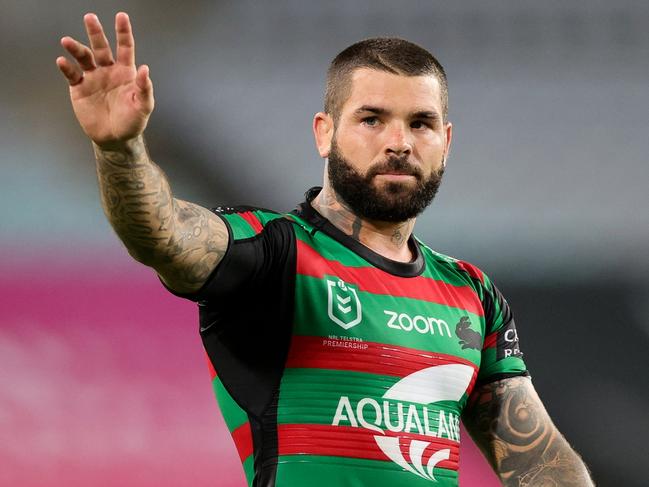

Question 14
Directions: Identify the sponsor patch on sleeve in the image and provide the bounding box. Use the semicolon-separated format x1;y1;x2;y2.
496;320;523;360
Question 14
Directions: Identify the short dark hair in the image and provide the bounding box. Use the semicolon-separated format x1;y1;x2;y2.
324;37;448;122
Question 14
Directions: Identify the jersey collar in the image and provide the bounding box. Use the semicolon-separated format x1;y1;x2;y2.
292;187;425;278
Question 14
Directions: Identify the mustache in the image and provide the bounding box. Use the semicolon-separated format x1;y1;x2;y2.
365;156;423;180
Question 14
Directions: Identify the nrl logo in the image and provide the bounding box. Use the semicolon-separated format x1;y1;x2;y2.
327;279;362;329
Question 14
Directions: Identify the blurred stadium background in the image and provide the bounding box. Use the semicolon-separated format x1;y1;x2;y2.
1;1;648;485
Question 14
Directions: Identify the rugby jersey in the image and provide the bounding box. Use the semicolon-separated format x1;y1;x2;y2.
171;187;528;487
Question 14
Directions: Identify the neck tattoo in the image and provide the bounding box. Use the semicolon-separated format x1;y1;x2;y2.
391;228;406;247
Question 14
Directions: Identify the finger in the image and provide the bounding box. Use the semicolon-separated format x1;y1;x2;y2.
115;12;135;66
83;13;115;66
60;36;96;71
56;56;84;86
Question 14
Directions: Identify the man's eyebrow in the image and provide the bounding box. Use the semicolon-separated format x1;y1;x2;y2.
354;106;441;120
355;105;390;115
412;110;441;120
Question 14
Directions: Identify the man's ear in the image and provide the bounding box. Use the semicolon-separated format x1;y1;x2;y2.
313;112;334;158
443;121;453;167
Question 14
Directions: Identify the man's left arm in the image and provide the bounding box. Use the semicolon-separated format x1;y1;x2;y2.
463;376;594;486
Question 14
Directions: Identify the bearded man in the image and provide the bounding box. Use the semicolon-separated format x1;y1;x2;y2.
57;12;594;487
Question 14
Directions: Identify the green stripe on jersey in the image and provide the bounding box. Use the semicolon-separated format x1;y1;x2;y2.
242;455;254;487
255;209;283;225
293;274;484;362
212;376;248;432
222;213;258;240
213;376;255;485
275;455;458;487
293;220;483;295
477;354;527;383
278;368;464;436
293;224;383;268
221;209;282;240
419;249;483;292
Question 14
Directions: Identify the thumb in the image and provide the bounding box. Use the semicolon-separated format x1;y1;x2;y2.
135;64;154;111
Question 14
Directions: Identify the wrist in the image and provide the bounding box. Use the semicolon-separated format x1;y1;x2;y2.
92;134;143;151
93;135;148;158
93;135;149;167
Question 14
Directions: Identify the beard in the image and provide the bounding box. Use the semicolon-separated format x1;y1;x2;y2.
327;140;445;223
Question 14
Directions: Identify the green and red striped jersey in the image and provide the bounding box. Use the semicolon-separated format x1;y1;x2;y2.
171;187;528;487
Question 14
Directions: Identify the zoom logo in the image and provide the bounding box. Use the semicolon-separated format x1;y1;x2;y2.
384;310;452;338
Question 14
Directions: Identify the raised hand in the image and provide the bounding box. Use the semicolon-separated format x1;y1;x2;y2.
56;12;154;147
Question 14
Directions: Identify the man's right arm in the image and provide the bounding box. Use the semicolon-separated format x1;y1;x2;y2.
93;136;228;294
463;376;594;486
57;12;228;294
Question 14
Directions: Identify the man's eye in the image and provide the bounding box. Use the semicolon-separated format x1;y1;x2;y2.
362;116;379;126
411;120;430;130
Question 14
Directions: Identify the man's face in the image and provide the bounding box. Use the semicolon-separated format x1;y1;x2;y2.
326;68;451;222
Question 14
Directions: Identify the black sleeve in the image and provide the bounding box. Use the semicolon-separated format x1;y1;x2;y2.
196;216;297;419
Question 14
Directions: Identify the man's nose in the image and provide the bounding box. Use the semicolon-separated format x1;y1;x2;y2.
385;122;413;156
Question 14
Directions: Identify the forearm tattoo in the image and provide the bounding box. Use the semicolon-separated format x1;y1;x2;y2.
94;137;227;291
463;377;593;487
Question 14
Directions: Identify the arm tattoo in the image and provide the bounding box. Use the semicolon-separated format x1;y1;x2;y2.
463;377;594;487
94;136;228;293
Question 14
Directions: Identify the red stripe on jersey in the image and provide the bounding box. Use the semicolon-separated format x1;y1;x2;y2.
483;332;497;349
286;335;478;379
239;211;264;234
296;239;484;317
456;260;484;284
278;423;459;471
231;422;253;462
206;353;217;379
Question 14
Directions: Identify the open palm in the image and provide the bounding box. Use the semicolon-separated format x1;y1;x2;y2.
56;12;154;147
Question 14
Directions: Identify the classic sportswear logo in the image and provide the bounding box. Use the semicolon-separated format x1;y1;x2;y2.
331;363;474;482
327;279;362;329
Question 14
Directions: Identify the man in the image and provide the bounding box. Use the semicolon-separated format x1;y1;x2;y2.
57;12;594;487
